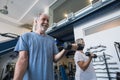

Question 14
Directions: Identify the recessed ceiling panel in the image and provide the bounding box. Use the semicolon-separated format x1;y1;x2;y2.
20;0;56;24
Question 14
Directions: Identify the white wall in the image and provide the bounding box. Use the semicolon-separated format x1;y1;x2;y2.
74;10;120;40
0;22;30;42
74;10;120;80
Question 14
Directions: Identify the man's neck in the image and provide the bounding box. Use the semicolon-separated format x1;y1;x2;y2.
35;30;46;36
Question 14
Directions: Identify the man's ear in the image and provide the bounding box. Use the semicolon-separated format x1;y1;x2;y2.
32;18;38;32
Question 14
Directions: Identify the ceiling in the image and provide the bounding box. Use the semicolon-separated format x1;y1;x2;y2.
0;0;90;29
0;0;117;55
0;0;91;44
0;0;57;27
53;0;90;23
0;0;93;47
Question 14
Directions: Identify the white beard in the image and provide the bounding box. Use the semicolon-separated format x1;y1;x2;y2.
41;26;46;31
39;25;48;32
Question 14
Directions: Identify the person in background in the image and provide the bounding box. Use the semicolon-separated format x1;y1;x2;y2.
13;13;68;80
74;38;97;80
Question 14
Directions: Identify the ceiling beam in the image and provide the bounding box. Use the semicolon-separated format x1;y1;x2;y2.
17;0;40;22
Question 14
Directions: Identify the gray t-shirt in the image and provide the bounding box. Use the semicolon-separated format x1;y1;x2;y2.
74;51;97;80
14;32;58;80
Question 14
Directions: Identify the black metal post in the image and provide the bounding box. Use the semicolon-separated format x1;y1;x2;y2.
103;52;111;80
114;42;120;61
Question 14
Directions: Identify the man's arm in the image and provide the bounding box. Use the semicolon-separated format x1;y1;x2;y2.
77;53;94;71
13;51;28;80
53;49;68;62
77;57;92;71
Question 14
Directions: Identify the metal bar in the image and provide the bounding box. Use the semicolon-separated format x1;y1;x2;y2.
114;42;120;61
103;52;111;80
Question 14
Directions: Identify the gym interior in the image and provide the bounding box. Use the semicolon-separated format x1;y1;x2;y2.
0;0;120;80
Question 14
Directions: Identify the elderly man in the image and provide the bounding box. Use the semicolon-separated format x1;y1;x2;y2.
13;13;67;80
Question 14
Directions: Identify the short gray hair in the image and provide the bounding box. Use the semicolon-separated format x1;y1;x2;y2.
75;38;84;44
32;13;49;32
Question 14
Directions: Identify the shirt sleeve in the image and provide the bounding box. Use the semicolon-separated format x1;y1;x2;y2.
14;35;29;52
75;52;84;63
53;41;59;55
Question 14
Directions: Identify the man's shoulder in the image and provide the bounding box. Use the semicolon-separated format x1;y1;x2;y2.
19;32;33;40
46;35;54;40
21;32;33;37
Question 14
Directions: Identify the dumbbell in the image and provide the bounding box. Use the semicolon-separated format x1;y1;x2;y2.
63;42;72;50
63;42;84;50
85;52;97;58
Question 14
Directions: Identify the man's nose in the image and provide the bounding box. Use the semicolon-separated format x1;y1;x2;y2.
44;20;48;24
